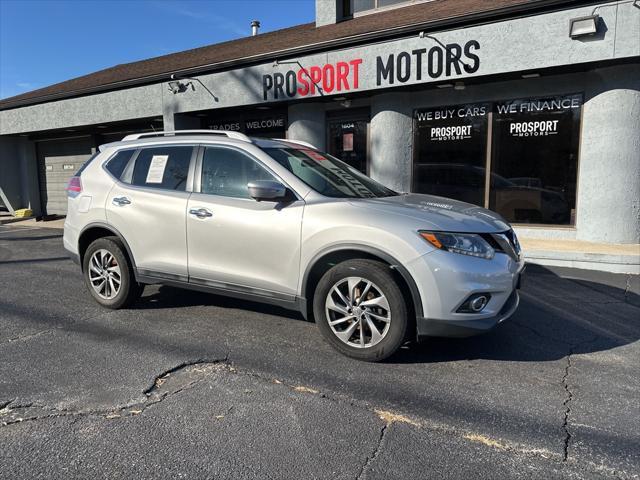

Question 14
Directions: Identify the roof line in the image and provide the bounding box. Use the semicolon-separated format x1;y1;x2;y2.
0;0;582;111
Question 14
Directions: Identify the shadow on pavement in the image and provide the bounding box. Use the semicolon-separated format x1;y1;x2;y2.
0;234;63;242
393;265;639;364
129;264;640;364
133;285;304;321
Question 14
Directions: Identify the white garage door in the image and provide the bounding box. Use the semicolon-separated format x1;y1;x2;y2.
37;137;94;216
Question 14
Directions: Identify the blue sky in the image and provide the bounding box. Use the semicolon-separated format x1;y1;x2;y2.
0;0;315;99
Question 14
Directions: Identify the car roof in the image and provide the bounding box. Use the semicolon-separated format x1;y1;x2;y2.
99;133;316;152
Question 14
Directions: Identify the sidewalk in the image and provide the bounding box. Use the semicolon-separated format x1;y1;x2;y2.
0;217;65;229
520;238;640;274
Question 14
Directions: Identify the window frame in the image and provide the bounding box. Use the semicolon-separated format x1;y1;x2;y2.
411;93;583;228
102;143;198;193
193;143;302;202
351;0;434;17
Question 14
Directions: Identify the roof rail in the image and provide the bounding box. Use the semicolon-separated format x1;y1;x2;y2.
278;138;318;150
122;130;252;143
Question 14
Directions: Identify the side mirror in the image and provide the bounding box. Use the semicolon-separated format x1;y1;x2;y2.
247;180;287;202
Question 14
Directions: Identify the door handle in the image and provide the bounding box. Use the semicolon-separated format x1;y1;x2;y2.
112;196;131;206
189;208;213;219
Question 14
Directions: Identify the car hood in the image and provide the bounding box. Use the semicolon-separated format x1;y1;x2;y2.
349;193;511;233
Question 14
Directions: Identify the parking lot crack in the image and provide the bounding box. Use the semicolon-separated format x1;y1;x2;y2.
355;422;388;480
0;328;57;346
1;358;230;426
561;348;574;462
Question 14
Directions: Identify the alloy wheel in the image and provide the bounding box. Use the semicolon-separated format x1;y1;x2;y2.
325;276;391;348
88;249;122;300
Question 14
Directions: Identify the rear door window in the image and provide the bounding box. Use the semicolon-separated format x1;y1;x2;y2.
129;146;193;191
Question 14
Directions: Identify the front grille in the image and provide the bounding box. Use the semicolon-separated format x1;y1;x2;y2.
482;230;521;261
503;229;522;256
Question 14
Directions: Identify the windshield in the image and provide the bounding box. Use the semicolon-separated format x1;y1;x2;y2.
264;147;397;198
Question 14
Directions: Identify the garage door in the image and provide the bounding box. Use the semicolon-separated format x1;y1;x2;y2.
36;137;94;216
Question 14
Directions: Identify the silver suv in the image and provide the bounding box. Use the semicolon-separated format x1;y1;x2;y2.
64;130;524;361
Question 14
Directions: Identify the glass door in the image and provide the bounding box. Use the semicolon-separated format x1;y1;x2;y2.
327;111;369;174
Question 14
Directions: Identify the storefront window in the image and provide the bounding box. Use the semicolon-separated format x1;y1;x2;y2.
413;103;490;206
489;95;582;225
412;94;582;226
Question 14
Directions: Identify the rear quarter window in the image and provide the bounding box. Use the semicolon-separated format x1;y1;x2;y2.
104;149;136;180
74;151;100;176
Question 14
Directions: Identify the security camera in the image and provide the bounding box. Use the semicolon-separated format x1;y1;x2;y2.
167;80;194;94
168;81;182;94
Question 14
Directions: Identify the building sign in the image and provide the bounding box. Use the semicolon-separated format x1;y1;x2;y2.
209;121;241;131
207;113;287;135
262;59;363;100
262;40;480;101
376;40;480;86
245;116;286;132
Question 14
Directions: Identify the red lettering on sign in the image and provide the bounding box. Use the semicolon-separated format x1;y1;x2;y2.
309;66;322;95
297;68;310;96
263;58;364;100
336;62;350;91
349;59;362;89
322;64;335;93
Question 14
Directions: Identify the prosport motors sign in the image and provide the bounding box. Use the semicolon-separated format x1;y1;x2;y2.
262;40;480;101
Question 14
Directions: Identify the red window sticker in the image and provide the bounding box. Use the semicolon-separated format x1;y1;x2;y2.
302;150;327;161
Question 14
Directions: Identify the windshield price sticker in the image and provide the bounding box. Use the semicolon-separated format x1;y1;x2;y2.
146;155;169;183
302;150;327;162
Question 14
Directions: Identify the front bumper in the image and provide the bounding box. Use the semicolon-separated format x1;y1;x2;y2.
406;248;525;339
417;289;520;338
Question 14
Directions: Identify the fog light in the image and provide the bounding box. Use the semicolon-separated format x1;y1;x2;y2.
457;293;491;313
470;295;488;312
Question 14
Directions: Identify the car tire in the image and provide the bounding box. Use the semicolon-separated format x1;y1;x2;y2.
313;259;408;362
82;236;143;309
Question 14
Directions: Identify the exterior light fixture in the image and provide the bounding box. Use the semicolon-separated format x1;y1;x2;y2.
522;73;541;79
569;15;599;38
454;81;466;91
436;83;454;89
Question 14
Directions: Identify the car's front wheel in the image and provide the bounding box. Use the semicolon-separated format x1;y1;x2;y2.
313;259;408;361
82;236;143;309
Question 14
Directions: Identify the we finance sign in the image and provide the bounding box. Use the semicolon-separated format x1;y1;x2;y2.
262;40;481;101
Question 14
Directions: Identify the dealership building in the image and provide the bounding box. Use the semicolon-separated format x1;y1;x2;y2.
1;0;639;266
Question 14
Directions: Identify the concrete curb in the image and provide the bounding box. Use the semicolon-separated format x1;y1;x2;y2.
524;250;640;275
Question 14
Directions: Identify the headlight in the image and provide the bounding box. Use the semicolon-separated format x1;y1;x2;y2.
419;231;495;260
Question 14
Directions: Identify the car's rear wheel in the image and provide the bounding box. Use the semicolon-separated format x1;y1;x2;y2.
83;236;142;309
313;259;408;361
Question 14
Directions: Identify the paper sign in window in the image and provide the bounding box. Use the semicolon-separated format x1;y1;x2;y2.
146;155;169;183
342;133;354;152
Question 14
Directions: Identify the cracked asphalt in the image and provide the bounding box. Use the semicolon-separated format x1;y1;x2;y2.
0;224;639;479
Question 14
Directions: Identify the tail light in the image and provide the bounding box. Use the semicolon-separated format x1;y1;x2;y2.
66;176;82;197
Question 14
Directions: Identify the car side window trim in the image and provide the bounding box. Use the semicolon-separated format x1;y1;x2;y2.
194;143;303;201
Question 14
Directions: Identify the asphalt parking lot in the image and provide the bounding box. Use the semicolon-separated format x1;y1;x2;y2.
0;225;638;479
